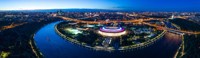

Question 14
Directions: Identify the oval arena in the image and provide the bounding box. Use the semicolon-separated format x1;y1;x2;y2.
98;27;127;37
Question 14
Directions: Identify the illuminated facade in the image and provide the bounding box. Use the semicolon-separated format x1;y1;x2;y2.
98;27;126;37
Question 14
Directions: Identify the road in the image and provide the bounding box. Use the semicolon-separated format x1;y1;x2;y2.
0;22;27;31
59;16;200;35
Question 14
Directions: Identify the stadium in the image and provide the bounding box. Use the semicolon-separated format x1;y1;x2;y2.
98;26;126;37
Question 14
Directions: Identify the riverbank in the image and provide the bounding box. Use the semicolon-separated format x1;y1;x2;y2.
55;21;166;51
0;18;61;58
33;21;182;58
119;30;166;50
170;18;200;58
54;21;101;51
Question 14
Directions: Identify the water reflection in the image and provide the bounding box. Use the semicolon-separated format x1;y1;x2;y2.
34;21;182;58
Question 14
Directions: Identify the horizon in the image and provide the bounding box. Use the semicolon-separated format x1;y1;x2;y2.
1;0;200;11
1;8;200;12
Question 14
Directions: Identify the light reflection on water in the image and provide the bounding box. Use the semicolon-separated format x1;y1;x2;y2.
34;21;182;58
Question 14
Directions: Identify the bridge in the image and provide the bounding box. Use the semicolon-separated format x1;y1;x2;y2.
143;22;200;35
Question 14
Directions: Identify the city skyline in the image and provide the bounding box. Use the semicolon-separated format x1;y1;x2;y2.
1;0;200;11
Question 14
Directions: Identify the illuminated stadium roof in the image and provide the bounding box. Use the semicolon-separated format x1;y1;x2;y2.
100;27;125;33
98;27;126;37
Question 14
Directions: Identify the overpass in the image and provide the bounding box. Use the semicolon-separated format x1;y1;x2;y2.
58;16;200;35
143;22;200;35
59;16;161;24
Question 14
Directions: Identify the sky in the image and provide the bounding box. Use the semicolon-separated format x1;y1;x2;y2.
0;0;200;11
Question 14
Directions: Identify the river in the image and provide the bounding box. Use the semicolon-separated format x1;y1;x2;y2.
34;21;182;58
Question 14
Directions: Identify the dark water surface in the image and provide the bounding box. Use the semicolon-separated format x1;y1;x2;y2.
34;21;182;58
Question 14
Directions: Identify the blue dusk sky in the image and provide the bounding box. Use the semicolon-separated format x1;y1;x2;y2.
0;0;200;11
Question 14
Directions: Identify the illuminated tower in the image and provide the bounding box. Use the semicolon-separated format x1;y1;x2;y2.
98;22;101;26
170;15;174;19
57;10;64;16
94;19;97;22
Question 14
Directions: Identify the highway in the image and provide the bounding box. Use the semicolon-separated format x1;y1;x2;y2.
143;22;200;34
59;16;200;35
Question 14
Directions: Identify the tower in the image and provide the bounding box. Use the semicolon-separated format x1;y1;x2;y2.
170;15;174;19
57;10;64;16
